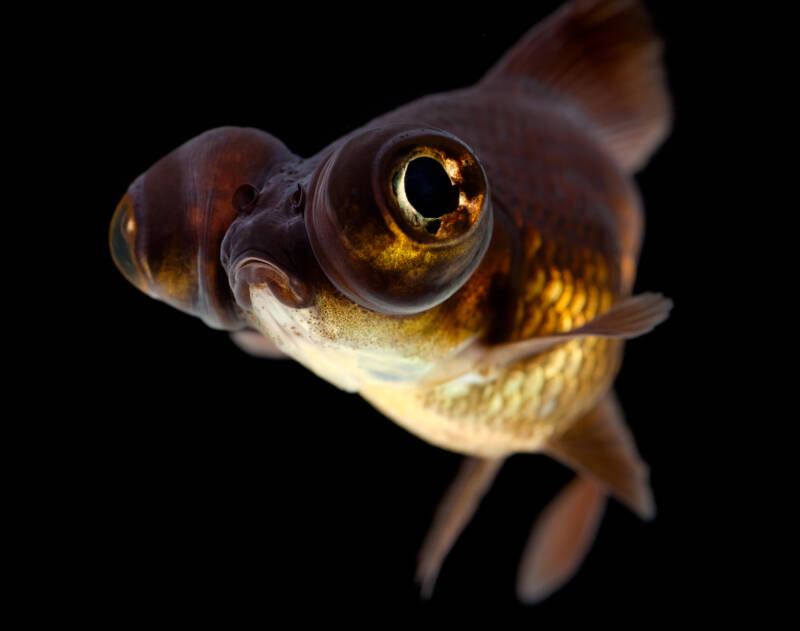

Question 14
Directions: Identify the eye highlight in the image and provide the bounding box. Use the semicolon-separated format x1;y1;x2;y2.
394;155;460;232
386;142;486;244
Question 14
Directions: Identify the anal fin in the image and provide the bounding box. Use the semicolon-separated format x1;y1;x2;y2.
544;392;654;519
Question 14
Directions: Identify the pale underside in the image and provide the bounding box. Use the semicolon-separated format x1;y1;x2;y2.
249;285;624;458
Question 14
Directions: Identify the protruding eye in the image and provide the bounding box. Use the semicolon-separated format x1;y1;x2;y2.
383;140;487;247
395;156;460;232
109;193;147;293
109;126;295;330
306;125;493;315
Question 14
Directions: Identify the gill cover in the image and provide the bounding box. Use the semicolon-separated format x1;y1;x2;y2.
109;127;294;329
306;125;493;315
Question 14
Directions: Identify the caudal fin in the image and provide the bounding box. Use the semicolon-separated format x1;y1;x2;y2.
516;475;606;604
482;0;672;172
517;391;653;603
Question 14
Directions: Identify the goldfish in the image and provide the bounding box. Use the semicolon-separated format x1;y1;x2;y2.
109;0;672;603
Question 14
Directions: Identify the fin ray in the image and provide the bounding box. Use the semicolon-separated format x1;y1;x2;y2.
416;457;504;598
482;292;672;368
420;292;671;387
482;0;672;171
516;475;606;604
545;392;654;519
229;330;287;359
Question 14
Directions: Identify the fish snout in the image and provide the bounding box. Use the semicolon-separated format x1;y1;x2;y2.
229;253;312;310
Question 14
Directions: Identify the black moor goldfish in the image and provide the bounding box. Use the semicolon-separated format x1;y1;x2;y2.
109;0;672;603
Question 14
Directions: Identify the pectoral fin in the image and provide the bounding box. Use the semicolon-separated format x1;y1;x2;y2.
483;292;672;372
230;329;287;359
421;292;671;387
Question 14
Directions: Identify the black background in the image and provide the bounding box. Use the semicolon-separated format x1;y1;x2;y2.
33;1;742;624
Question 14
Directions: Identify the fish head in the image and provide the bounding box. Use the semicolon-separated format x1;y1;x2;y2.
109;127;295;330
111;125;495;389
223;124;495;389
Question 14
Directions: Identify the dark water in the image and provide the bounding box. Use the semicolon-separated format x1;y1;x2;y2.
24;2;744;625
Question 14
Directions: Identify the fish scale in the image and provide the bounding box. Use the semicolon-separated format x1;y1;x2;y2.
359;87;634;455
363;337;622;456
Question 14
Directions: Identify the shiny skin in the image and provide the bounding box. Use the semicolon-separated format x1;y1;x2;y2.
111;30;646;461
353;85;641;456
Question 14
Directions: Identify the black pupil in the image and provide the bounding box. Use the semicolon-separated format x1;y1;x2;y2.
404;157;459;219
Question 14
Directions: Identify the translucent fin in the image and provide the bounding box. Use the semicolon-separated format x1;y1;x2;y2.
229;330;287;359
545;392;654;519
421;292;671;387
482;292;672;369
482;0;672;171
516;475;606;604
416;457;505;598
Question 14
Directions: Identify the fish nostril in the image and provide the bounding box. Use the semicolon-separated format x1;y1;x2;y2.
233;184;259;214
290;183;305;213
109;193;147;292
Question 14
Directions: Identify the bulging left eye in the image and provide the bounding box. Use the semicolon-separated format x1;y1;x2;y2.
306;125;493;315
394;155;460;234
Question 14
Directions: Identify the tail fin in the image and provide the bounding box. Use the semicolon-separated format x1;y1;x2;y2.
482;0;671;172
517;391;653;603
516;475;606;604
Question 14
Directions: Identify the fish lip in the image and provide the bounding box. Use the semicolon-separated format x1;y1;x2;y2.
230;252;312;310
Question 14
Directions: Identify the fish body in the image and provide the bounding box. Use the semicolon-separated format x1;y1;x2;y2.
110;0;672;602
356;84;641;456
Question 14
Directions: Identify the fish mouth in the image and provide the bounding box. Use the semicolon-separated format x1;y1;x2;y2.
230;253;312;310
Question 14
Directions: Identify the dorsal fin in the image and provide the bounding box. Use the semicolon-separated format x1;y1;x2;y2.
482;0;672;172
